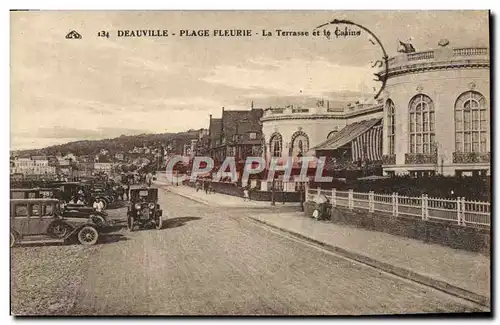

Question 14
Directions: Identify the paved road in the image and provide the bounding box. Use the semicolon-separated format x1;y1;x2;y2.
71;187;482;315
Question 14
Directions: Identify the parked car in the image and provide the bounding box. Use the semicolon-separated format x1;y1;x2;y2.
127;188;163;231
10;198;102;247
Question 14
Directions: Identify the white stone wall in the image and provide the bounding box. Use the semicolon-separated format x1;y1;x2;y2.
381;68;490;174
262;118;347;160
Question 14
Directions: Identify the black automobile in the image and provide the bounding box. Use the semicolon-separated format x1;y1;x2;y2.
127;188;163;231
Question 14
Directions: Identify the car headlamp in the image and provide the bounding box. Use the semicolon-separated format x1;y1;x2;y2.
134;203;142;210
148;203;155;209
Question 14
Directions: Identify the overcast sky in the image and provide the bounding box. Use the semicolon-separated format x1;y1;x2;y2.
10;10;489;150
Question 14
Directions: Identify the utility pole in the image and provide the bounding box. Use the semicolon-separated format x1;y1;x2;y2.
299;182;304;211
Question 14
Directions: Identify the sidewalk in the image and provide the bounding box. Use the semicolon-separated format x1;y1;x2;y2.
155;181;301;210
249;211;490;308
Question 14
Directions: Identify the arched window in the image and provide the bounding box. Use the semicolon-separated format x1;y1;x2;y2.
408;94;435;154
386;99;396;155
327;130;338;139
269;133;283;157
290;131;309;157
455;91;488;153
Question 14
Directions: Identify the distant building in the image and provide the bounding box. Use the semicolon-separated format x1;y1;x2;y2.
209;107;264;165
11;157;56;175
94;162;113;175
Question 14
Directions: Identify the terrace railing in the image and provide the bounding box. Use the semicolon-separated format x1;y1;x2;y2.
306;186;490;229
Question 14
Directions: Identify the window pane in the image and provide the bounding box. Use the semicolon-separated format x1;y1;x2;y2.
472;142;479;152
416;135;422;145
480;110;487;125
456;141;462;152
429;112;435;131
416;144;422;153
464;100;471;110
430;133;435;144
416;115;422;132
31;204;41;216
15;204;28;216
423;144;429;153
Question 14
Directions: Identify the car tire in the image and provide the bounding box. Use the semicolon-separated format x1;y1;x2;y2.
10;231;16;248
127;216;135;232
77;226;99;245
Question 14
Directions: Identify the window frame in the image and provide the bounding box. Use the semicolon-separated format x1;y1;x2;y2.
386;99;396;155
454;91;488;153
408;94;435;154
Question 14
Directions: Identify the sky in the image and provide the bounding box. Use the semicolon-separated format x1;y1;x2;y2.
10;10;489;150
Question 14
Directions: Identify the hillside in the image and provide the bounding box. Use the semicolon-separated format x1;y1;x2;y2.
13;130;201;157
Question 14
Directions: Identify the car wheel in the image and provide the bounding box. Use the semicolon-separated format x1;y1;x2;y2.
77;226;99;245
155;216;163;230
10;231;16;248
127;216;135;231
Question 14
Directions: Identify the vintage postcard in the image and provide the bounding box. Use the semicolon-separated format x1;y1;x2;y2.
10;10;490;316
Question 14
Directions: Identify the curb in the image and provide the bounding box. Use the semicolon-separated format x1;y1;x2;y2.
248;216;490;310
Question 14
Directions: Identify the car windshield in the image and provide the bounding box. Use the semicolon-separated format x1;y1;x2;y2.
139;190;149;196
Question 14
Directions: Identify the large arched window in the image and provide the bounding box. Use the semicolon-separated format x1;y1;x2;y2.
269;133;283;157
290;131;309;157
409;94;435;154
386;99;396;155
454;91;488;153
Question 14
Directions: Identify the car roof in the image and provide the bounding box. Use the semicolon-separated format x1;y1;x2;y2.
10;198;60;204
11;188;41;191
131;187;157;192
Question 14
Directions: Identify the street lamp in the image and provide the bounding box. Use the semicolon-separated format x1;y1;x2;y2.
299;182;304;212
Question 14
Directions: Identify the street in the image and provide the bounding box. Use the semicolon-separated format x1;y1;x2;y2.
61;187;481;315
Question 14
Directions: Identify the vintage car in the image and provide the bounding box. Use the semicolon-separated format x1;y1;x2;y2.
127;188;163;231
10;198;102;247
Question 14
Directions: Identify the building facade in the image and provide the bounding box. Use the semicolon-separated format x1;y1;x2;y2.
260;42;490;177
380;43;490;176
209;107;264;165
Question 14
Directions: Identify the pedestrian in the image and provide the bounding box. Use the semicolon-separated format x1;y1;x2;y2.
93;199;100;211
204;180;208;194
98;199;105;212
117;186;124;200
243;185;250;202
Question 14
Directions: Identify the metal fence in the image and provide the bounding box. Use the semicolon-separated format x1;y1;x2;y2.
306;186;490;229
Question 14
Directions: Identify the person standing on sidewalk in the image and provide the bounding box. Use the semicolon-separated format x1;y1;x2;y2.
243;184;250;202
125;183;130;201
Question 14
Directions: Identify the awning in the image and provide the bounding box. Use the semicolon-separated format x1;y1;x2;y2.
312;118;382;151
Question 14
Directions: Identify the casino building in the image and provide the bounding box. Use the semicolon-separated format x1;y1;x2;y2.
261;40;490;177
